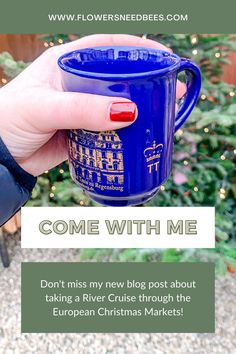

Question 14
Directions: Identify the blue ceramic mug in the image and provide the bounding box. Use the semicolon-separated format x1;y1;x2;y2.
58;46;201;206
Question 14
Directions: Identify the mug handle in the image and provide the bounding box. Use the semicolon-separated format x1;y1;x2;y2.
175;59;201;132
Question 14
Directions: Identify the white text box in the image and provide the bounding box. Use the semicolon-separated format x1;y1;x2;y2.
21;207;215;249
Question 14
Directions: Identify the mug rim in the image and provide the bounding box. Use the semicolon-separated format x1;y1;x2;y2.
58;46;181;81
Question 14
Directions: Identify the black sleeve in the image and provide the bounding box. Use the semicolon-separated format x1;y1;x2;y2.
0;138;37;226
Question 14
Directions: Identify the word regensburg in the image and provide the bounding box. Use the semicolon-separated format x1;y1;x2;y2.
39;219;197;235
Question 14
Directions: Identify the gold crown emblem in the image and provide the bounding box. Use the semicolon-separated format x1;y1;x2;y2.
144;141;163;159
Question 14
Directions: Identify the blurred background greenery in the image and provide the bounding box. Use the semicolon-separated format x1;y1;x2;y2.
0;34;235;274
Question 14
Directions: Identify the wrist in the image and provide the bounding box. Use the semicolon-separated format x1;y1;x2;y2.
0;90;36;176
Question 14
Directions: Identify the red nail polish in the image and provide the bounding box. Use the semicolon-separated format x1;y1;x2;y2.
110;102;137;122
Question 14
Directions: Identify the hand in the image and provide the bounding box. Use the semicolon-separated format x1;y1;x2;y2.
0;34;186;176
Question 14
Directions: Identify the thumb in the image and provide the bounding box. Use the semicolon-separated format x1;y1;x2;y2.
34;90;138;132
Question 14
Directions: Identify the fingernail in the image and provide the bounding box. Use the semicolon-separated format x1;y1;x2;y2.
110;102;137;122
